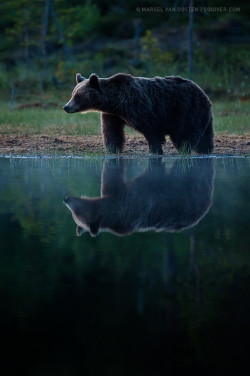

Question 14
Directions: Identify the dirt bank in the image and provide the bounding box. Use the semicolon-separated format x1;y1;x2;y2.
0;133;249;157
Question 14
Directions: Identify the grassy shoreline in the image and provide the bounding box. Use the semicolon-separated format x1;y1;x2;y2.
0;100;249;136
0;99;249;157
0;133;249;158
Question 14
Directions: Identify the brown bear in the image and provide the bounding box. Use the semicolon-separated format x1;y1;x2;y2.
63;73;214;155
63;158;214;237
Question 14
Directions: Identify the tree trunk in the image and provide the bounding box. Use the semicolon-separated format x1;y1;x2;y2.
10;83;15;111
24;12;30;79
188;0;194;78
133;18;142;57
50;0;73;62
41;0;51;76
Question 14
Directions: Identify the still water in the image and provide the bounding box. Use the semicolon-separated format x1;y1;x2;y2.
0;156;249;375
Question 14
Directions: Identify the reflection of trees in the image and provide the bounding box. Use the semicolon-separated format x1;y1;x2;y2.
0;158;249;374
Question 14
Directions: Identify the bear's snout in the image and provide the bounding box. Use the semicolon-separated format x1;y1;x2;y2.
63;102;78;113
63;105;70;113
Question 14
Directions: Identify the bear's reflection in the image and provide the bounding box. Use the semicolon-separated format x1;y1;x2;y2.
64;158;214;237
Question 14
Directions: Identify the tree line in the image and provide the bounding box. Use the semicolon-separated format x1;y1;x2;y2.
0;0;249;96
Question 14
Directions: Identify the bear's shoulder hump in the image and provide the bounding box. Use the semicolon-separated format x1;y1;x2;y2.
165;75;191;84
108;73;133;84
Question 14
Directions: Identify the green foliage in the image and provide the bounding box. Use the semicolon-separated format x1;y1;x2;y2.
57;0;100;44
0;0;40;49
192;45;250;98
0;0;249;101
55;61;84;83
140;30;175;75
55;52;106;82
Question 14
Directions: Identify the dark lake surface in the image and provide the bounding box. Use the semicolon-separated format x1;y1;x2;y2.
0;156;249;375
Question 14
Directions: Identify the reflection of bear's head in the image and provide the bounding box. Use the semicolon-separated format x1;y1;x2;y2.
64;158;215;237
64;196;102;236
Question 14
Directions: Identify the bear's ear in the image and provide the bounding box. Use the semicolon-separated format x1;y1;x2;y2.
76;225;85;237
88;73;100;89
76;73;85;84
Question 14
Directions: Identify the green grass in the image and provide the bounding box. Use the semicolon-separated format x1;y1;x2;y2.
0;104;101;135
213;100;250;134
0;99;249;136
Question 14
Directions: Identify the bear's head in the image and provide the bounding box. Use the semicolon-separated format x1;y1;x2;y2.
63;196;101;237
63;73;101;113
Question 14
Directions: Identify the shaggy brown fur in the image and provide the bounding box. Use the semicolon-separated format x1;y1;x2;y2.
64;73;214;155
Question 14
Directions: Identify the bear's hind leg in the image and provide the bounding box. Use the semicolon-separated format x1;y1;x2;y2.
195;118;214;154
170;132;200;154
144;134;165;155
170;135;192;154
101;113;125;153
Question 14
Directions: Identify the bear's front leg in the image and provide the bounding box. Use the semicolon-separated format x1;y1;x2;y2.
101;159;125;196
101;113;125;153
144;133;165;155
